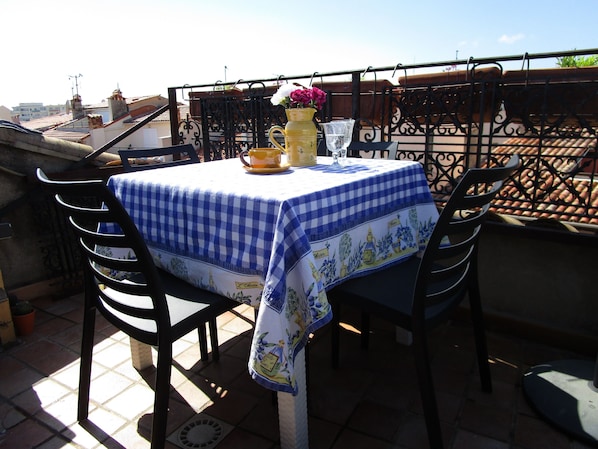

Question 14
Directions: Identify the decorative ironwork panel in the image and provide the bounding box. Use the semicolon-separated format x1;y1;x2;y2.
34;194;84;293
169;56;598;226
178;114;202;159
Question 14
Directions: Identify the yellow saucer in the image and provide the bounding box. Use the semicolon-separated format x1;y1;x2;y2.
243;163;291;174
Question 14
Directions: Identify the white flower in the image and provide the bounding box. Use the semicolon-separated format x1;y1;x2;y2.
271;84;300;106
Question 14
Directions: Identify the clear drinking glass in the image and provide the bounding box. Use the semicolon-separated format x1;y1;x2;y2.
320;120;354;169
339;118;355;165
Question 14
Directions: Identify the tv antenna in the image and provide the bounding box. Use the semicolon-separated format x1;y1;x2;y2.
69;74;83;97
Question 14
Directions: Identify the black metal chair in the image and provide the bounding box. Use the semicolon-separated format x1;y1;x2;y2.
328;155;519;449
118;142;224;359
347;141;398;160
118;143;200;172
36;168;238;449
317;140;398;160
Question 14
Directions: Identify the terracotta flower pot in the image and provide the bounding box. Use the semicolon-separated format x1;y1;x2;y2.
13;310;35;336
502;67;598;128
189;87;244;119
397;66;502;126
316;80;396;125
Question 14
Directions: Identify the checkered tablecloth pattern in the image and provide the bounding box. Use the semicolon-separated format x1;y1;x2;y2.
107;156;437;393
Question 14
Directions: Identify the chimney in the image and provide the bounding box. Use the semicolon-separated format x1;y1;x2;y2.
108;88;129;121
87;114;103;129
71;94;85;120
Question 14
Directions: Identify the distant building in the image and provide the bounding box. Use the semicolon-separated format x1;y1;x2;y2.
22;90;172;152
12;102;68;121
0;105;14;122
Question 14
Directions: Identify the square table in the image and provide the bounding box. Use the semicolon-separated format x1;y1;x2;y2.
107;156;438;448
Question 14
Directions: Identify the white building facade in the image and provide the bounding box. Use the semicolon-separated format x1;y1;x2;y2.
12;102;68;121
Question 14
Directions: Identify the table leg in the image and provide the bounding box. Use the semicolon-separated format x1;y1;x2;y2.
277;348;309;449
395;326;412;345
129;337;153;370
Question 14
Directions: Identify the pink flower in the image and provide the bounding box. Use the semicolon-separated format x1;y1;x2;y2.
271;84;327;110
290;89;312;105
311;86;327;109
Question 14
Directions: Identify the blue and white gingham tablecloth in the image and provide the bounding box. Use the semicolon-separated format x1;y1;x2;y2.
107;156;438;393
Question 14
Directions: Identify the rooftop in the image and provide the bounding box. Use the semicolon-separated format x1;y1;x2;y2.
1;292;595;449
490;130;598;227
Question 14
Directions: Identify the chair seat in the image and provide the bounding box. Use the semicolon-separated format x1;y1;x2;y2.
332;257;418;329
332;256;459;330
101;269;237;343
161;270;238;336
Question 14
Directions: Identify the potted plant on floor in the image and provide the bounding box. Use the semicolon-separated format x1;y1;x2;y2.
10;297;35;336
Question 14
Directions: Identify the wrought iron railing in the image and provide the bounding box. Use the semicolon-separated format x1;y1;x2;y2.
22;49;598;293
167;48;598;229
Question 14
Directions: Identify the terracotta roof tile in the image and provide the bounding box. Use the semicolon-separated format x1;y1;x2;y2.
488;130;598;228
22;113;74;131
41;129;89;143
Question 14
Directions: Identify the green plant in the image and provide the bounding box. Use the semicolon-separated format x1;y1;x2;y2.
557;53;598;67
11;299;34;316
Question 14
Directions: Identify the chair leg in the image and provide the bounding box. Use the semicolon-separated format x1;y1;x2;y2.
360;311;370;350
331;300;340;369
468;283;492;392
412;328;443;449
208;318;219;361
77;303;95;421
151;346;172;449
305;338;311;410
198;324;208;361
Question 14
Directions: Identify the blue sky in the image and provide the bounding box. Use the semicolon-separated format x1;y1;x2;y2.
2;0;597;108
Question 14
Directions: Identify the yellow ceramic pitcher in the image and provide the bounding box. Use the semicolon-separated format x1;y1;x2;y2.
268;108;317;167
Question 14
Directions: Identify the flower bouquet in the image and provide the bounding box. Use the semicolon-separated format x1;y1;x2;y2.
271;84;327;110
268;84;326;167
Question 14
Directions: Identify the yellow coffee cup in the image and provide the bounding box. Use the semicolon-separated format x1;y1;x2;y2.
240;148;283;169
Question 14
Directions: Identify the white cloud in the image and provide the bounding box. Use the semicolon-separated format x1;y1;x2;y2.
498;33;526;44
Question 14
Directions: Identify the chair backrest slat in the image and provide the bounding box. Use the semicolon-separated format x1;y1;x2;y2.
36;169;170;341
347;141;399;160
426;267;470;304
317;140;399;160
414;155;520;318
119;144;200;172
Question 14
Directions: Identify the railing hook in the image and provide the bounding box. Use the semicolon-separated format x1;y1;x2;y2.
521;52;530;71
181;84;193;102
521;52;531;86
466;56;474;80
309;72;319;87
391;63;403;79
